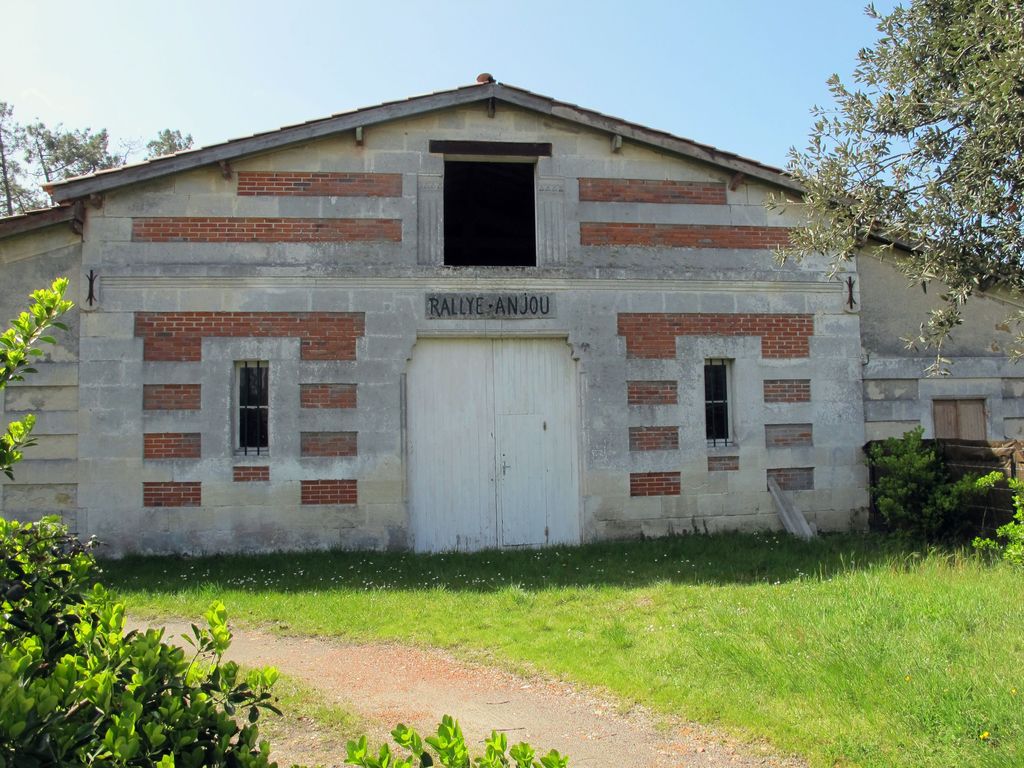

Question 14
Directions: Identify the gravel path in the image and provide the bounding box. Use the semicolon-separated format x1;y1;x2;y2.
140;619;806;768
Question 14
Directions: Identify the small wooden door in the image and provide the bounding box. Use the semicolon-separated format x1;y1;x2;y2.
933;399;986;440
407;338;580;552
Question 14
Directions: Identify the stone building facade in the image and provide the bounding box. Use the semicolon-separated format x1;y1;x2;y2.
1;81;1021;554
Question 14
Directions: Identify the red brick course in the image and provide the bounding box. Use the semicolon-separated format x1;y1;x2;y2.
763;379;811;403
143;384;201;410
300;383;357;409
143;482;201;507
580;223;791;249
617;313;813;359
629;471;681;497
300;479;357;505
767;467;814;491
579;178;727;205
132;217;401;243
628;426;679;452
143;433;201;459
300;432;358;457
134;312;365;362
765;424;813;448
627;380;678;405
237;172;401;197
708;455;739;472
233;465;270;482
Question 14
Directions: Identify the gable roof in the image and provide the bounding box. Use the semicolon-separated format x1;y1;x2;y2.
45;81;803;203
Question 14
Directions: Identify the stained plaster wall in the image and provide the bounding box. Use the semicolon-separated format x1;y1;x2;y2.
858;253;1024;440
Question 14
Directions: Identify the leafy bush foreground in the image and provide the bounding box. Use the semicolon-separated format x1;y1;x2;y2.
0;515;281;767
347;719;567;768
974;476;1024;566
0;515;571;767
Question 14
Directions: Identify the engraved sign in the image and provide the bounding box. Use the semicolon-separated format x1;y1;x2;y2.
426;293;555;319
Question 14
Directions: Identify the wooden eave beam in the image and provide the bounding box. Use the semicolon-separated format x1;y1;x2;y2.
0;205;78;239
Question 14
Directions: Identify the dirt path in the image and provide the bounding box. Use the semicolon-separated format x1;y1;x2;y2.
140;619;805;768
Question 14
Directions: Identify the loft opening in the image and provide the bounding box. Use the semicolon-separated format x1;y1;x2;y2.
430;140;551;267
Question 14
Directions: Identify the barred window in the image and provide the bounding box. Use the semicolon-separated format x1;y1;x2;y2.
237;361;269;454
704;359;731;447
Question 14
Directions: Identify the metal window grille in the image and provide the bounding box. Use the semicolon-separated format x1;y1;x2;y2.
239;361;269;455
704;359;730;447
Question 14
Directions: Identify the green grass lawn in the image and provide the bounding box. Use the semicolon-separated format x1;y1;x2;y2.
103;534;1023;768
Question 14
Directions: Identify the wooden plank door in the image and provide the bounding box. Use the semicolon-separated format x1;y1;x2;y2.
492;339;580;547
408;338;580;552
496;413;548;546
407;339;497;552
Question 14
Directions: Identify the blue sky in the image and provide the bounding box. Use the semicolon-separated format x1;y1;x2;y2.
3;1;896;169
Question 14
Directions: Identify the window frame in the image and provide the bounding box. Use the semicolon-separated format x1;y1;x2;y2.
235;360;270;456
704;358;733;448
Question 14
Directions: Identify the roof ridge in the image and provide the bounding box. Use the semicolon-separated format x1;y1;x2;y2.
45;81;801;202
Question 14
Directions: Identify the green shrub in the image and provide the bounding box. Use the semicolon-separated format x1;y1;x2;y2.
0;515;280;767
866;427;1000;540
345;716;569;768
973;476;1024;566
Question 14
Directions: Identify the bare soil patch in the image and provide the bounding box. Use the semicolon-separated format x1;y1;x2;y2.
142;619;805;768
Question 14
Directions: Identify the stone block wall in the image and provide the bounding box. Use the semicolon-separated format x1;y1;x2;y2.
0;225;82;532
2;100;873;553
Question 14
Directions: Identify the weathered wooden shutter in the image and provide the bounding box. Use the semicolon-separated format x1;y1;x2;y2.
933;400;959;439
933;399;986;440
958;399;986;440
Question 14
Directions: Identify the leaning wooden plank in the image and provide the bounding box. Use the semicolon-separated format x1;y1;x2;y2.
767;476;816;540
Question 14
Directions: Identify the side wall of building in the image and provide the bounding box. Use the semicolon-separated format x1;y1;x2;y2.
0;224;82;529
858;253;1024;440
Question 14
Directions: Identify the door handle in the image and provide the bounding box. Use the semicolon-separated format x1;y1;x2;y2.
501;461;511;476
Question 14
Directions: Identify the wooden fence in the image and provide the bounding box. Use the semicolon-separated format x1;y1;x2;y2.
864;438;1023;536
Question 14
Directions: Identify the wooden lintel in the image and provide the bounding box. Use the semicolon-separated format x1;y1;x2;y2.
487;97;496;118
729;172;746;191
611;134;623;153
88;193;104;209
355;126;364;146
218;160;232;179
428;140;552;157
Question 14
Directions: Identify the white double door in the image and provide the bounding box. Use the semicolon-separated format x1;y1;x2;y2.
408;338;580;552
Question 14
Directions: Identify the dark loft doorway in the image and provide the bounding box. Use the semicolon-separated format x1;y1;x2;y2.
444;161;536;266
